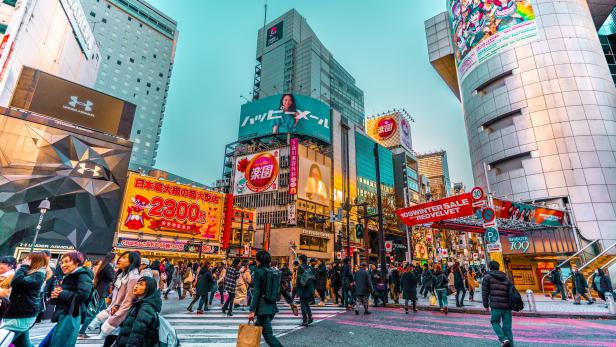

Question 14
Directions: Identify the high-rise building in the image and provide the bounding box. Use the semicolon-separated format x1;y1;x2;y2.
80;0;178;168
417;151;451;200
254;9;365;128
425;0;616;246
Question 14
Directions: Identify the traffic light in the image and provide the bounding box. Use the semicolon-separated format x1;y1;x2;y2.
183;243;190;252
355;224;364;239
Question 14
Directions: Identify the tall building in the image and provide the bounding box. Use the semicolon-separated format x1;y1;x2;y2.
425;0;616;245
417;151;451;200
254;9;365;128
80;0;178;168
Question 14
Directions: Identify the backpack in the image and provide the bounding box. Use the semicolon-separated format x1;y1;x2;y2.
85;288;100;316
156;313;179;347
508;280;524;312
262;268;282;304
299;265;315;287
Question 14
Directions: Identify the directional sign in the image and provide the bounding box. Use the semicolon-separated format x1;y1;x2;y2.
485;227;500;244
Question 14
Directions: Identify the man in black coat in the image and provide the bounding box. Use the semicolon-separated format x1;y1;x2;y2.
340;258;354;309
331;262;342;305
550;267;567;301
420;264;433;298
388;265;401;304
571;266;593;305
482;260;513;347
353;262;372;315
400;264;418;313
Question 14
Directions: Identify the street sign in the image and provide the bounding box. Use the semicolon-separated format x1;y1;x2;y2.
482;208;496;223
355;224;364;239
485;227;500;244
385;241;393;253
471;186;484;201
487;243;502;252
336;251;342;259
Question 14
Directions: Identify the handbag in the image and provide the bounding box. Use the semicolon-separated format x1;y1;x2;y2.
429;294;437;306
236;322;262;347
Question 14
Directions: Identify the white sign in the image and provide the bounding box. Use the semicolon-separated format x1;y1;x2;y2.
287;203;297;225
59;0;96;58
385;241;393;253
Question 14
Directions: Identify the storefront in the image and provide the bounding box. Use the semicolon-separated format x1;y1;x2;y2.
268;227;334;267
114;237;224;263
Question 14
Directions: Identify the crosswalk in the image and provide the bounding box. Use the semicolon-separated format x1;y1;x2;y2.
29;302;346;346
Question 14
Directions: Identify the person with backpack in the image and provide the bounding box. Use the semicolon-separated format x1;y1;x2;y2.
549;267;566;301
248;251;282;347
315;261;328;306
434;267;449;314
591;268;614;307
104;276;161;347
296;254;315;326
420;263;433;298
452;262;466;307
482;260;514;347
388;264;401;305
79;252;116;338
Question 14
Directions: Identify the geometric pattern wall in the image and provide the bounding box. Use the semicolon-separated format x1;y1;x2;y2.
0;110;131;256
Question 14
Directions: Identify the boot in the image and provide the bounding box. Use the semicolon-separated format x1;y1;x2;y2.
443;307;448;314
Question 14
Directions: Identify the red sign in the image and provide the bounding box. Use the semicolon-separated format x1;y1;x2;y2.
263;223;271;252
222;194;234;250
289;138;299;195
493;199;565;226
245;152;279;192
376;116;397;140
396;192;474;226
116;238;219;254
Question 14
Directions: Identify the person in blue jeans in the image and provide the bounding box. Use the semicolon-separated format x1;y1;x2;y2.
482;260;514;347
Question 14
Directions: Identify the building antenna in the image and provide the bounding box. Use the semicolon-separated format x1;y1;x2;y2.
263;0;268;28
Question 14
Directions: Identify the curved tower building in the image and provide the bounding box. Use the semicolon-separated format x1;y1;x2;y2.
426;0;616;243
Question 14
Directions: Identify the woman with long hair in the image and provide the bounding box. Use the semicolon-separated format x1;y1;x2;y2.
150;260;161;289
39;251;93;347
86;251;140;340
591;268;614;307
434;267;449;314
78;252;116;338
272;94;300;134
187;262;215;313
1;252;48;347
0;256;16;322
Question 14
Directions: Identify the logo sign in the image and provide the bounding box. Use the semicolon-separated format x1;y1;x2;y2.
266;21;284;46
396;192;474;226
493;198;565;226
233;150;280;196
65;96;94;116
336;251;343;260
287;203;297;225
289;138;299;194
385;240;393;253
376;117;397;140
507;236;530;253
486;243;502;253
485;227;500;244
366;112;412;152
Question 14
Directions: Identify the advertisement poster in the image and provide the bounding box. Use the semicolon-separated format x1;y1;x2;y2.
238;94;331;144
396;192;475;226
289;138;299;194
448;0;538;81
365;112;412;152
510;264;535;286
234;150;280;196
119;173;225;240
266;21;283;46
298;157;331;206
493;198;565;226
117;238;219;254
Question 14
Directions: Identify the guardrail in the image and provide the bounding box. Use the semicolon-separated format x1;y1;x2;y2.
541;239;599;294
563;242;616;296
585;255;616;300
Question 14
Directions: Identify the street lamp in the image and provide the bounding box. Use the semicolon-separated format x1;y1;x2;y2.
30;198;50;252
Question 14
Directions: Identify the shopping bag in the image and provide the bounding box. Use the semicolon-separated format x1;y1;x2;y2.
0;329;15;347
429;294;437;306
236;322;262;347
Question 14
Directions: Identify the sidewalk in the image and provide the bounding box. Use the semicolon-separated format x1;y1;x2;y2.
388;288;616;319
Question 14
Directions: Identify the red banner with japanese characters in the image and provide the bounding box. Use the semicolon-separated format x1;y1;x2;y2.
396;192;474;226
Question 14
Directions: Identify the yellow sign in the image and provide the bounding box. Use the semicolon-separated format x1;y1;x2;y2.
119;173;225;241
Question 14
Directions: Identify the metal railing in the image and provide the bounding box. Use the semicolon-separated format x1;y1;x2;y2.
585;255;616;299
541;239;600;294
563;242;616;295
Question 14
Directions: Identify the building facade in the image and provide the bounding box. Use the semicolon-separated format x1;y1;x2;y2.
425;0;616;245
254;9;365;128
80;0;178;168
417;151;451;200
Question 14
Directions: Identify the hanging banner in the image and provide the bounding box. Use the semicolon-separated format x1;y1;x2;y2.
493;199;565;226
263;224;271;252
396;190;482;226
289;138;299;195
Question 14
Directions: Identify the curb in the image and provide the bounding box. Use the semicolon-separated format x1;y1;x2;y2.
386;303;616;320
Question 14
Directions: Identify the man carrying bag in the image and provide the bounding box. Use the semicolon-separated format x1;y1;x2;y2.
245;251;282;347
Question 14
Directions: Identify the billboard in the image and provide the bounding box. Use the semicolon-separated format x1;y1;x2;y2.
238;94;331;144
493;199;565;226
366;112;412;151
119;173;225;241
233;149;280;196
448;0;538;81
10;66;136;139
266;21;284;46
298;157;331;206
289;138;299;194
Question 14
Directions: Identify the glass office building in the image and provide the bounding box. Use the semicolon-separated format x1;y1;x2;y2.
80;0;178;168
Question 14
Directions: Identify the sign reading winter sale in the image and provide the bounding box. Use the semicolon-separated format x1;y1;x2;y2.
233;150;280;196
119;173;225;240
396;192;476;226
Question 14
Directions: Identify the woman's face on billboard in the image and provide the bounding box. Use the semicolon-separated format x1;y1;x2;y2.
282;95;293;111
310;166;321;180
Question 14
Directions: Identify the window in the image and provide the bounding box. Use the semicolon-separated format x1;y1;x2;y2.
153;54;157;59
146;82;151;87
106;55;110;60
139;23;143;28
102;18;107;23
137;78;140;82
128;17;132;21
90;11;96;17
137;130;141;134
158;73;163;77
116;60;122;65
129;58;134;63
299;235;328;252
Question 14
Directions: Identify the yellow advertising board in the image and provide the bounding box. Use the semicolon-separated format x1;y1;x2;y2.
118;173;225;241
365;112;412;151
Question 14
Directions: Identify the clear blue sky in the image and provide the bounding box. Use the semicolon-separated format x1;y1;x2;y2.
148;0;473;187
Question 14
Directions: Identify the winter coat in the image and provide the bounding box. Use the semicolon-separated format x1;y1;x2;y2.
234;268;251;305
114;289;162;347
49;267;93;323
4;266;45;318
331;265;342;288
401;271;418;301
315;264;327;291
434;273;448;290
571;272;588;294
94;264;115;299
106;269;141;328
341;264;353;287
389;269;401;292
296;264;315;298
249;266;280;316
481;270;510;310
453;270;465;290
550;270;563;285
170;266;182;288
353;268;373;296
592;274;614;293
195;268;215;296
421;269;433;287
466;272;478;290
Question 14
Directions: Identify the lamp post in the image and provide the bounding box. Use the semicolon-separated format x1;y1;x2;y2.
30;198;50;252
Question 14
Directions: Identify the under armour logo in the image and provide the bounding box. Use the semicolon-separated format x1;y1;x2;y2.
68;96;93;112
77;163;102;177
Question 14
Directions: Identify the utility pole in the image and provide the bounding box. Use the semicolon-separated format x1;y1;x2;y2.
374;143;387;281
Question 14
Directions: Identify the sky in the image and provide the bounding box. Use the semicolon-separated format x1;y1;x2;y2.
148;0;473;187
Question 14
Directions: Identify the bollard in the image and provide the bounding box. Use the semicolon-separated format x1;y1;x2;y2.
606;292;616;314
526;289;537;312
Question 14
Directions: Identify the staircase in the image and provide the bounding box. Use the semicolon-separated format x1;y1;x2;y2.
564;253;616;299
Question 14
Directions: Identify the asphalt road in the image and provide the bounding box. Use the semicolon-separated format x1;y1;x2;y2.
278;306;616;347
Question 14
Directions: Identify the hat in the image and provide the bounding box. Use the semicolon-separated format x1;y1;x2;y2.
141;258;150;266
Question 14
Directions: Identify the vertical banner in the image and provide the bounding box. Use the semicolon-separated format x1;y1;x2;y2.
289;138;299;194
263;223;271;252
287;202;297;225
222;194;234;250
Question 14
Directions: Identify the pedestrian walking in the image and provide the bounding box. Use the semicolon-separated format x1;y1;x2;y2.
331;262;342;305
182;263;194;299
40;251;93;347
482;260;514;347
353;262;372;315
591;268;614;307
452;262;466;307
163;261;183;300
571;266;593;305
150;260;161;289
434;267;449;314
222;259;241;317
187;262;215;313
139;258;153;278
549;267;567;301
315;261;327;306
234;261;251;311
340;258;353;309
216;262;227;305
466;269;478;302
278;264;299;316
400;264;418;314
389;264;401;305
79;252;115;338
248;251;283;347
1;252;47;347
296;254;315;326
420;263;433;298
105;276;161;347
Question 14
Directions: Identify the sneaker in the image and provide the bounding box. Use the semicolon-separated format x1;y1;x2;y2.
405;309;408;314
291;304;299;316
78;333;89;339
502;339;511;347
308;317;314;324
413;309;418;313
227;313;233;317
196;310;204;314
204;307;211;311
187;307;194;312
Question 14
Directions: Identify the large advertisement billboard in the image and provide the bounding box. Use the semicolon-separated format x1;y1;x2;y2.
493;199;565;226
238;94;331;144
366;112;412;151
448;0;538;81
233;150;280;196
10;67;136;139
298;157;331;206
119;173;225;241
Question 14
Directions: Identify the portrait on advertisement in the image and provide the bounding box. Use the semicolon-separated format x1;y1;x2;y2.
272;94;300;134
298;157;330;206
